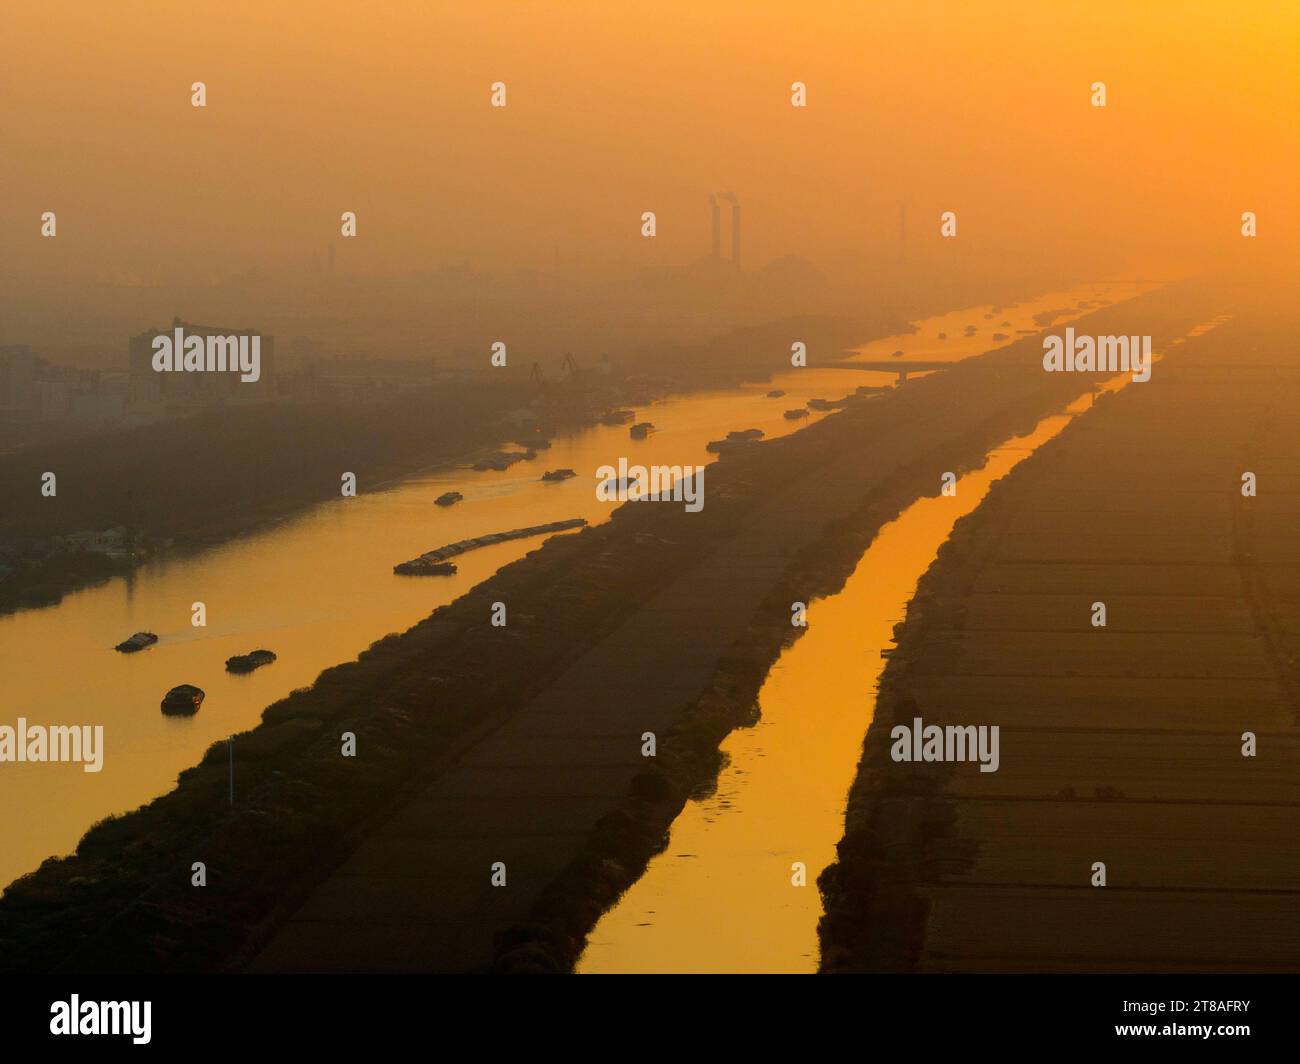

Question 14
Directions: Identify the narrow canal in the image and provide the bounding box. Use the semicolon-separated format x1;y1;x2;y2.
577;369;1157;973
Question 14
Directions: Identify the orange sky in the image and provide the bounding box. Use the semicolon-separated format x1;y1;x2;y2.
1;1;1295;346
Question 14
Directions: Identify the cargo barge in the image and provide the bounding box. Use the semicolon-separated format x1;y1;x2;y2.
226;649;277;673
161;684;204;715
114;631;158;653
394;518;587;575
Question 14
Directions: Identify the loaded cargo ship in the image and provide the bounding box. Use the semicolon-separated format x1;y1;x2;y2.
393;518;587;575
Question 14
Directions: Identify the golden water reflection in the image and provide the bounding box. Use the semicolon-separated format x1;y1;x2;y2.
577;384;1138;973
0;284;1141;889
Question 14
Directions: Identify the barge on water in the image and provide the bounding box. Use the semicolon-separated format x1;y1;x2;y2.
226;649;277;673
114;631;158;653
393;559;458;576
394;518;587;576
706;428;765;454
161;684;204;715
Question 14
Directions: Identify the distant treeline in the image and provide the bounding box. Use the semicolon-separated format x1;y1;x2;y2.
0;311;910;615
0;381;534;548
1;313;904;550
0;292;1192;973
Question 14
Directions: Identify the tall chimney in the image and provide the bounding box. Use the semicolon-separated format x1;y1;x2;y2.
710;195;721;259
731;200;741;268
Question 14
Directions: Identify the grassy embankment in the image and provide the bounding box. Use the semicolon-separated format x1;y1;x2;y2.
488;285;1224;971
0;286;1200;972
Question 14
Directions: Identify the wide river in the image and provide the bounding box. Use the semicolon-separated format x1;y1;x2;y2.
0;282;1149;890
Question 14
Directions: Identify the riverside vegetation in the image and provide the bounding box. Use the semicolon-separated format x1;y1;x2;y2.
0;284;1207;972
0;313;901;617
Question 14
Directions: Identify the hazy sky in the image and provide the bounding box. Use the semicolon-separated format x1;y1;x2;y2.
2;1;1295;352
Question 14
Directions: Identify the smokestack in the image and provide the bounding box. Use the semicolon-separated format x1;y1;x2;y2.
710;194;721;259
719;192;740;269
731;200;741;268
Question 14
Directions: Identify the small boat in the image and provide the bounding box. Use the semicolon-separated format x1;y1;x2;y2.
807;398;835;411
225;649;277;674
114;631;158;653
727;428;764;442
783;409;810;421
937;332;947;340
541;468;577;482
435;491;463;507
629;422;655;440
891;350;905;358
161;684;204;715
766;389;786;399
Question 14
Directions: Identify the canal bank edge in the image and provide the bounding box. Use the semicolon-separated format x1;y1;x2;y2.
0;285;1203;973
481;288;1209;972
816;311;1300;973
0;313;902;619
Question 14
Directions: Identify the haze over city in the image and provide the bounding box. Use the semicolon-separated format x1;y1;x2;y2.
3;1;1295;365
0;2;1297;1046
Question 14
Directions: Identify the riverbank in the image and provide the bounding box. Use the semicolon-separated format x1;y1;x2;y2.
0;281;1205;972
504;288;1223;972
817;309;1300;972
0;312;910;619
574;392;1107;972
4;289;1106;892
